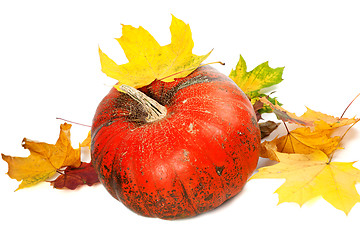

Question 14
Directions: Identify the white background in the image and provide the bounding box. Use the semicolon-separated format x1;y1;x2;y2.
1;0;360;239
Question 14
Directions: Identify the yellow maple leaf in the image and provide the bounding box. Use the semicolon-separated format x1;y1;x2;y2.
261;127;341;161
2;123;81;190
99;15;211;89
300;107;358;132
255;99;360;214
251;150;360;215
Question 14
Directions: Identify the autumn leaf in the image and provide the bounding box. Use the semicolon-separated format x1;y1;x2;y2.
2;123;81;190
300;107;358;132
99;15;211;89
229;55;284;98
80;131;91;148
251;150;360;215
259;121;280;139
260;98;358;129
261;127;342;161
259;97;314;126
253;97;360;214
259;98;358;160
229;55;284;120
50;162;99;190
259;102;358;161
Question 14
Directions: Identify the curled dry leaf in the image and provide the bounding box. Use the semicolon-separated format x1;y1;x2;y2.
50;162;99;190
2;123;81;190
259;97;314;126
260;127;342;161
80;131;91;148
50;130;99;190
259;121;280;139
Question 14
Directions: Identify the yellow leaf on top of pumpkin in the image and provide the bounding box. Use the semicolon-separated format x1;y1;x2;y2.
99;15;211;89
1;123;81;190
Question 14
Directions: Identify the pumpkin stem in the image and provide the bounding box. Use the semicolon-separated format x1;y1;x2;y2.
119;84;167;123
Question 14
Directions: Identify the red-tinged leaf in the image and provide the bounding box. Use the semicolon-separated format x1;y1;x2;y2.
259;97;314;126
50;162;99;190
252;99;264;121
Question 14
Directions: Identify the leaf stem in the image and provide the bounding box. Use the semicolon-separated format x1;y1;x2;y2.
56;118;91;128
340;93;360;119
327;119;360;164
281;121;296;153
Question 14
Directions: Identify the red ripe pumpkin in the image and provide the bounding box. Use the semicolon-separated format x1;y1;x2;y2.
91;66;260;219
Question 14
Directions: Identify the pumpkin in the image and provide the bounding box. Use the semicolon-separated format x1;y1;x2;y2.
91;66;260;219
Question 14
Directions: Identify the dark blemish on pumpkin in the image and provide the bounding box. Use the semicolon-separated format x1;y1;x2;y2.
178;179;198;215
198;207;206;212
204;193;213;201
215;166;225;176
